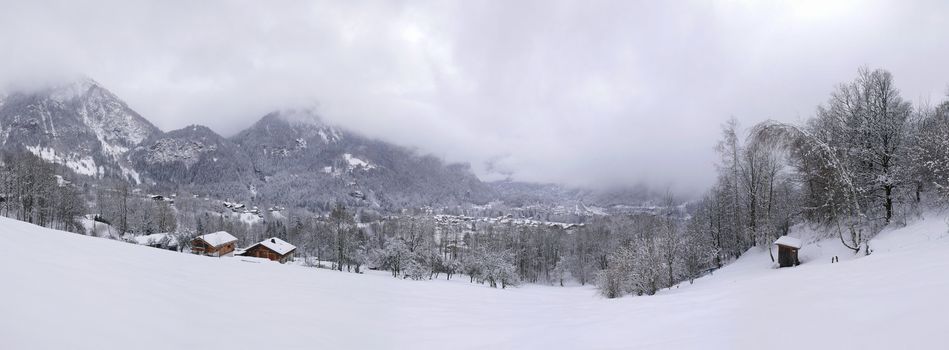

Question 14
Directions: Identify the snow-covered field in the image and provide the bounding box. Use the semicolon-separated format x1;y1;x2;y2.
2;213;949;349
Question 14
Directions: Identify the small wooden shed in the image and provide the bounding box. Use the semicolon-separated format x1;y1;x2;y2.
240;237;297;264
191;231;238;257
774;236;802;268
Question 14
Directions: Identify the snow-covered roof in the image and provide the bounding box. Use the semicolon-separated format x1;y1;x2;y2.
774;236;802;249
254;237;296;255
196;231;238;247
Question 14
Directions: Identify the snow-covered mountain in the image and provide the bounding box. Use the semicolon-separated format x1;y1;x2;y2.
231;110;494;208
0;78;160;182
232;110;344;171
0;78;496;210
0;77;661;212
129;124;253;185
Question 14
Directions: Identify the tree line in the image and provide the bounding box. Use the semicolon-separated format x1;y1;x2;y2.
589;67;949;298
694;67;949;262
0;151;86;232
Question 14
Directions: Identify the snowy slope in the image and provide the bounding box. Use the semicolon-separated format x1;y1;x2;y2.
1;214;948;349
79;216;120;239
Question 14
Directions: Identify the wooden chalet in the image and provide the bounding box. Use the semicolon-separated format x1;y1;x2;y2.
774;236;802;268
240;237;297;264
191;231;238;257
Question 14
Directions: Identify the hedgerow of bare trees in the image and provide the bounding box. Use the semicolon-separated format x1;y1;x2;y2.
0;152;85;232
695;67;946;263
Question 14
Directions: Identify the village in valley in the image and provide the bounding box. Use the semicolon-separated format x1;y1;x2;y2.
106;186;808;288
103;189;610;280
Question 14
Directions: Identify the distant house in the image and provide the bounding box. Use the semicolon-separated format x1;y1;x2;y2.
191;231;238;257
223;201;245;212
774;236;802;268
240;237;297;263
132;233;179;251
149;194;174;204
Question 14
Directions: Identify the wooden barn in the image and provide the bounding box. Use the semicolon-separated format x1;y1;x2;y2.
240;237;297;264
191;231;238;257
774;236;802;268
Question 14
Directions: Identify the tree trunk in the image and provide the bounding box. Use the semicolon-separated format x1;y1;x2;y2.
884;185;893;224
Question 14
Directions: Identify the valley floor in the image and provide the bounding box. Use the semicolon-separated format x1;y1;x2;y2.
2;213;948;349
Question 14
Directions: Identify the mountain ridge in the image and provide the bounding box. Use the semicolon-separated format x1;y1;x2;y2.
0;78;497;210
0;77;659;212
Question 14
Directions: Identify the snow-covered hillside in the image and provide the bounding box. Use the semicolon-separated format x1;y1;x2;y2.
2;214;948;349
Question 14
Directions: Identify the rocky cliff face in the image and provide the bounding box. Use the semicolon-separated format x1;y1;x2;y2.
0;78;160;182
130;124;253;185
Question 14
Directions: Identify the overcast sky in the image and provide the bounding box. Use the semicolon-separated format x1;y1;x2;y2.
2;0;948;194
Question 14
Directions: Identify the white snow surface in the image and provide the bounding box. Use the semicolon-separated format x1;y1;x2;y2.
26;145;102;177
194;231;237;247
316;127;341;143
318;129;329;143
129;233;178;247
235;212;263;225
2;213;949;349
120;164;142;184
79;216;119;239
269;210;286;221
342;153;375;170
